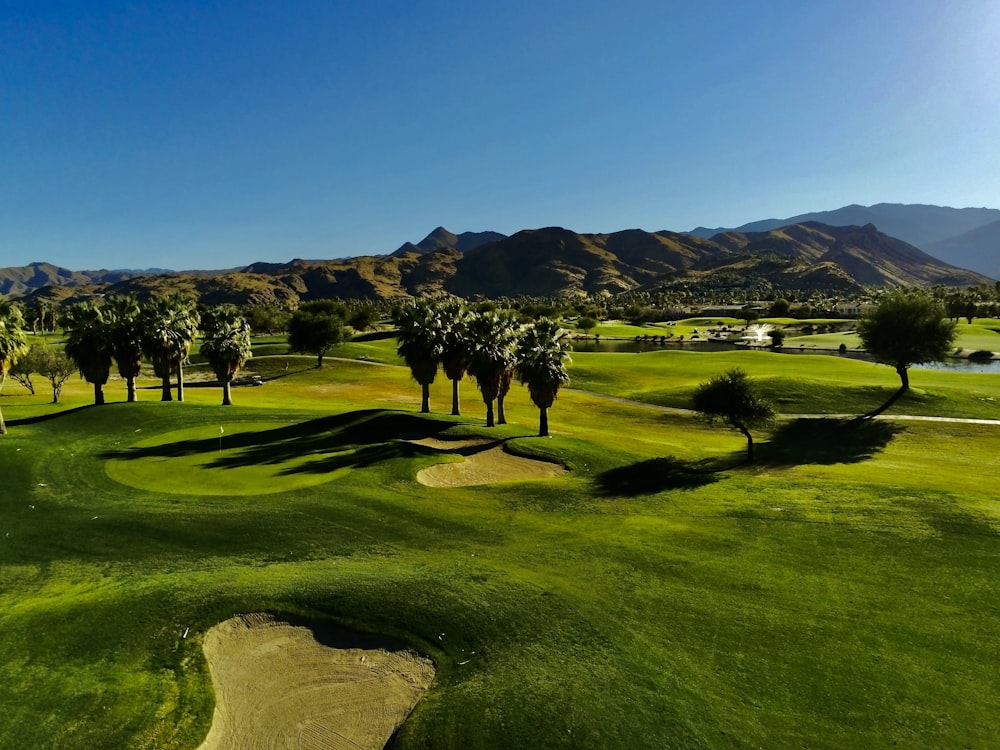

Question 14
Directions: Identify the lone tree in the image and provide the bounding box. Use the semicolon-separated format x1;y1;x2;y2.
393;299;445;413
692;368;775;462
0;302;29;434
515;319;572;437
287;300;347;368
200;310;253;406
856;289;956;418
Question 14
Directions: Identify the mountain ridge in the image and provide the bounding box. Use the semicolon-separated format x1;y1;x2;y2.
690;202;1000;276
1;219;994;307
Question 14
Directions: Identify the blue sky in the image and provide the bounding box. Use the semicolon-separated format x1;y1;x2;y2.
2;0;998;270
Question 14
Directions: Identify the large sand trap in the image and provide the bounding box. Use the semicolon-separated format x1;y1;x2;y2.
414;438;568;487
197;614;435;750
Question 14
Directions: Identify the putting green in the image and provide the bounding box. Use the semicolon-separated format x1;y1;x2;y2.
105;422;351;495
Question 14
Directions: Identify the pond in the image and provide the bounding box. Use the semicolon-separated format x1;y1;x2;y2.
570;337;1000;372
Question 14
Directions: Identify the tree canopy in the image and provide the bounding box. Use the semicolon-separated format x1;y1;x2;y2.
692;368;774;461
200;310;253;406
515;319;572;437
287;300;347;369
61;302;114;405
856;289;956;417
0;301;29;434
393;299;445;413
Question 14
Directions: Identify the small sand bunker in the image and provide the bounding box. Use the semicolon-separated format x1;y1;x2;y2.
414;438;568;487
197;614;435;750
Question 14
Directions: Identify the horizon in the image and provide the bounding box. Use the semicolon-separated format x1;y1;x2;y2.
3;2;999;270
7;199;1000;274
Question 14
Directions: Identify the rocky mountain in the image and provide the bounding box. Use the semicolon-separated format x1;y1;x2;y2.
2;222;992;307
689;203;1000;277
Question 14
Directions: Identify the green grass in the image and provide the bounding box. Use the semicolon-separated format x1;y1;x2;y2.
2;352;1000;748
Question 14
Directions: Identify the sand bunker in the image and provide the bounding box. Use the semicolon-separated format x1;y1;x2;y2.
197;614;435;750
413;438;568;487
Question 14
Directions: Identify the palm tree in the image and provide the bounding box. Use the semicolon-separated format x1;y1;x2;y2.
200;311;253;406
439;300;473;416
142;294;200;402
394;299;445;413
514;319;572;437
467;310;520;428
104;295;145;402
61;302;114;405
0;302;29;434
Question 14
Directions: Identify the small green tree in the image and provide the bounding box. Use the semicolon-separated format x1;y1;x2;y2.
692;369;775;461
576;316;598;335
287;300;347;368
856;289;956;418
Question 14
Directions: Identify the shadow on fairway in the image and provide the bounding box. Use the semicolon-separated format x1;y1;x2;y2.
757;417;905;466
99;409;460;475
596;456;722;496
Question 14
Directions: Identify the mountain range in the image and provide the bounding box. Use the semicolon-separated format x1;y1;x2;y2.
2;209;993;308
690;202;1000;278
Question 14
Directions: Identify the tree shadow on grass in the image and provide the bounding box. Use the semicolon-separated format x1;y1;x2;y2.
99;408;461;475
756;417;905;467
595;456;723;497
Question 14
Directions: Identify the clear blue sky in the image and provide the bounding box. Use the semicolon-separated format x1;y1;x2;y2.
2;0;998;270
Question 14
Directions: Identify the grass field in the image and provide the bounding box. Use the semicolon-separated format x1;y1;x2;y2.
2;347;1000;748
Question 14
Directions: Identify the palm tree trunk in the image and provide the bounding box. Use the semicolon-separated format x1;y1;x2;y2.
538;406;549;437
126;376;137;403
0;373;7;434
176;362;185;402
222;380;232;406
421;383;430;413
485;400;495;428
94;382;105;405
497;394;507;425
451;378;460;416
160;372;172;401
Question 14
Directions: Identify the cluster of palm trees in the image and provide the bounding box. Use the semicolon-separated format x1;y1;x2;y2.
0;294;254;426
393;299;572;437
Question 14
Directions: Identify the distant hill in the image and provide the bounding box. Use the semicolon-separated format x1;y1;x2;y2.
390;227;507;256
926;219;1000;281
2;221;992;307
0;262;159;297
689;203;1000;277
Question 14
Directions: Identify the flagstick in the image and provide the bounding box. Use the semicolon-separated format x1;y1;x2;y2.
219;426;224;453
